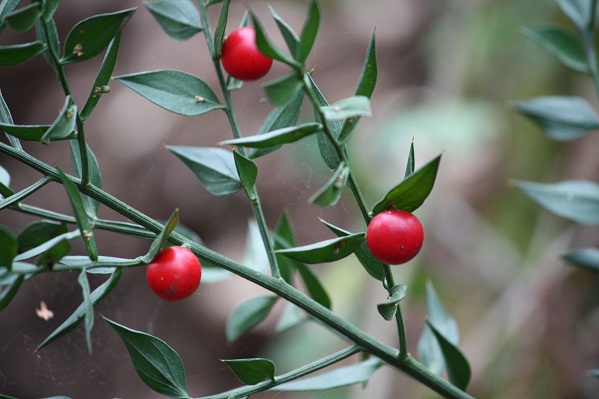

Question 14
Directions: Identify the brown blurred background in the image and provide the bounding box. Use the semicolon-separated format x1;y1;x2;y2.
2;0;599;398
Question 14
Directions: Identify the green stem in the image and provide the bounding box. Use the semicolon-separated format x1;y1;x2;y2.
198;1;281;279
0;142;473;399
196;345;363;399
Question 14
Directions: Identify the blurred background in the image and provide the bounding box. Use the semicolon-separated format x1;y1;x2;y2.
1;0;599;398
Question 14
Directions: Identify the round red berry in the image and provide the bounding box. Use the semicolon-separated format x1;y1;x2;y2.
221;27;273;81
366;210;424;265
146;246;202;301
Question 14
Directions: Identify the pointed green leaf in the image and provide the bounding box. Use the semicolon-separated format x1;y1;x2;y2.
297;0;319;63
35;238;70;269
116;70;223;116
522;26;588;73
273;211;297;284
14;230;80;263
295;262;331;309
308;161;349;207
276;233;365;264
80;33;120;120
377;284;407;321
269;6;299;56
263;72;303;106
35;18;59;73
0;89;21;148
61;8;136;64
427;321;471;391
250;11;301;70
222;358;276;385
0;123;75;141
321;219;385;281
562;248;599;272
104;317;190;398
77;269;94;353
37;269;122;351
557;0;597;32
405;140;415;178
69;140;102;217
41;95;77;144
372;154;441;215
213;0;230;57
0;274;23;311
223;122;321;149
143;209;179;262
17;220;67;250
57;169;97;261
513;96;599;140
42;0;59;21
6;3;41;32
226;295;278;342
0;41;46;66
320;96;371;122
233;150;258;200
145;0;202;41
0;0;20;33
168;146;241;195
275;358;382;391
0;225;17;267
514;180;599;224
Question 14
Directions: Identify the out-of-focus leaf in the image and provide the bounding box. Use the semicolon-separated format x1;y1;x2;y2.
514;179;599;224
269;6;299;56
513;96;599;141
41;95;77;144
0;0;21;33
0;164;11;197
168;146;241;195
427;321;471;391
116;70;223;116
308;161;349;207
104;317;189;399
522;26;588;73
372;155;441;215
6;3;41;32
222;358;275;385
0;123;75;141
263;72;303;106
0;89;20;148
241;219;269;274
276;303;305;333
0;274;24;311
320;96;371;122
557;0;597;32
275;358;382;391
276;233;365;264
562;248;599;271
77;269;94;353
0;41;46;66
145;0;201;41
37;270;122;351
61;8;136;64
226;295;277;343
42;0;59;21
0;225;17;267
17;220;67;250
223;122;321;149
295;263;331;309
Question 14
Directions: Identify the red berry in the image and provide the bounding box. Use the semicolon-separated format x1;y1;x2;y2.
146;246;202;301
366;210;424;265
221;27;273;81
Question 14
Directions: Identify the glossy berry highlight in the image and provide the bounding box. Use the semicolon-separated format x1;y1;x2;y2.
146;246;202;301
366;210;424;265
221;27;273;81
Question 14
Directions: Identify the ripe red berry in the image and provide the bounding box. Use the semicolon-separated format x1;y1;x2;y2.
366;210;424;265
146;246;202;301
221;27;273;81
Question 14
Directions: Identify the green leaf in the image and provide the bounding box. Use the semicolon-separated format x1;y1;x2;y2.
233;150;258;201
263;72;303;106
57;169;98;261
35;238;70;269
145;0;201;41
42;0;59;21
250;88;304;158
168;146;241;195
562;248;599;272
41;95;77;144
320;96;371;122
269;6;299;56
143;209;179;263
513;96;599;140
377;284;407;321
77;269;94;353
226;295;277;343
18;220;67;250
0;225;17;267
372;154;441;215
0;122;75;141
276;233;365;264
213;0;230;57
0;89;20;148
250;11;301;70
61;8;136;64
69;141;102;217
308;161;349;207
405;140;415;178
80;33;120;120
34;18;59;73
116;70;223;116
276;303;305;332
14;230;80;263
589;369;599;378
338;31;377;143
321;219;385;281
6;3;41;32
0;0;20;33
557;0;597;32
223;122;321;149
37;269;122;351
0;41;46;66
295;262;331;309
522;26;588;73
275;358;382;391
104;317;190;399
514;180;599;224
241;219;269;274
222;358;276;385
0;274;24;311
0;164;11;197
427;321;471;391
297;0;319;63
273;211;297;284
